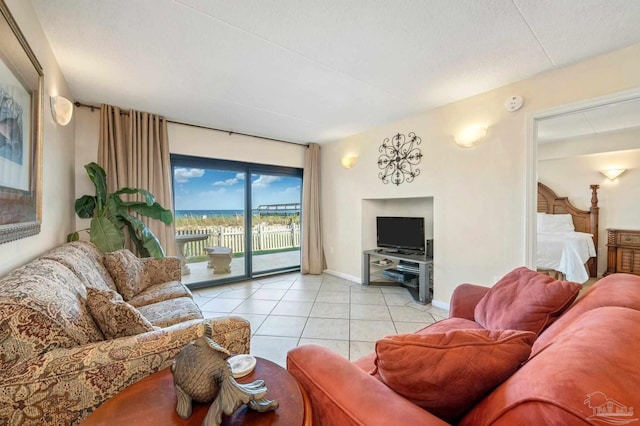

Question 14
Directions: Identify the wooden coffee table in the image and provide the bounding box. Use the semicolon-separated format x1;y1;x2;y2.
83;357;311;425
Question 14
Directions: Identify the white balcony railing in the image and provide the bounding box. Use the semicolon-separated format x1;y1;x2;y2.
177;223;301;258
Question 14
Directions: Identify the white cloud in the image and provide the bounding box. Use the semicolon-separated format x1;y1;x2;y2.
213;178;239;186
252;175;281;188
283;185;301;193
213;172;246;186
175;168;205;183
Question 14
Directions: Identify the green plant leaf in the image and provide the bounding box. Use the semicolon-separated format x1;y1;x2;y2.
74;195;97;218
125;202;174;224
68;162;171;257
119;212;165;258
123;221;150;257
106;195;127;228
113;187;155;205
90;216;124;253
85;162;108;211
66;232;80;242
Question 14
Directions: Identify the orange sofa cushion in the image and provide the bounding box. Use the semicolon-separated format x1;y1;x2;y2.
461;307;640;425
474;267;580;335
373;329;535;423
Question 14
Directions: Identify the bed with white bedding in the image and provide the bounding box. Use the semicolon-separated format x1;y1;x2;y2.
537;230;597;283
537;183;600;283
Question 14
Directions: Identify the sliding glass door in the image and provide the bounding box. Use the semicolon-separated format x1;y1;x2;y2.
250;172;302;276
171;155;302;287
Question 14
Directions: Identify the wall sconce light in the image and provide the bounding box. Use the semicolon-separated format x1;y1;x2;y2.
600;169;626;180
454;126;488;148
341;155;358;169
50;95;73;126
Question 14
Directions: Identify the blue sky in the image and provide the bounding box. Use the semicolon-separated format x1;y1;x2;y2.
173;167;301;210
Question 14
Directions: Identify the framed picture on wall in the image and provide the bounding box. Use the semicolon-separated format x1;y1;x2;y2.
0;0;44;244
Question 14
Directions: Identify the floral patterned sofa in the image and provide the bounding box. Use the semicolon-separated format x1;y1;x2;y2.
0;241;250;425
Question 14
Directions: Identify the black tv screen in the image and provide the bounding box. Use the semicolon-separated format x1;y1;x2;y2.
376;217;425;252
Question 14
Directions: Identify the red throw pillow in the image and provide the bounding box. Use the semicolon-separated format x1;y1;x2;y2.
373;329;535;423
474;267;581;335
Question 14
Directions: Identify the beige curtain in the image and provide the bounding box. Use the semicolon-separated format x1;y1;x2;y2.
98;104;176;256
301;143;326;274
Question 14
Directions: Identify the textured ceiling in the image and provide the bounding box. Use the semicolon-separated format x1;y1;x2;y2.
537;97;640;143
31;0;640;144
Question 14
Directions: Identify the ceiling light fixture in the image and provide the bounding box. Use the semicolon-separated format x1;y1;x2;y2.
600;169;626;180
50;95;73;126
454;126;488;148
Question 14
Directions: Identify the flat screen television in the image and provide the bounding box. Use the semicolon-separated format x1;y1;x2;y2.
376;216;425;253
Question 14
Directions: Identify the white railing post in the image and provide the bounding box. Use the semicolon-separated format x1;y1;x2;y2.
259;223;265;251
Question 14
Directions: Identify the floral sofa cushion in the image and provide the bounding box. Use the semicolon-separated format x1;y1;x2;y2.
104;249;151;300
137;296;204;328
39;241;117;291
128;280;193;308
86;288;158;339
0;259;104;368
141;256;181;284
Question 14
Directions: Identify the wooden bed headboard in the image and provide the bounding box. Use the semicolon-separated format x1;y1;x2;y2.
537;182;600;277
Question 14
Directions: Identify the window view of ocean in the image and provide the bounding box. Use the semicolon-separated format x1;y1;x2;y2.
171;166;303;278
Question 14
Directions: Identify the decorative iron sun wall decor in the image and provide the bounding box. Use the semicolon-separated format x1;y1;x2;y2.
377;132;423;186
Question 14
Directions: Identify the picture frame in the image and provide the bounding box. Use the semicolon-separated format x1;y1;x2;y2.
0;1;44;244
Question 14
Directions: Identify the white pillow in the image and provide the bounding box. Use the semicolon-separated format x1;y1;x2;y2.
538;213;575;233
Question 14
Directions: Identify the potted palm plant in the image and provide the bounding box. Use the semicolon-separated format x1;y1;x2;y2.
67;162;173;258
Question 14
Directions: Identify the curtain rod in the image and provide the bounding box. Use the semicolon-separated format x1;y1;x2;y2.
73;101;309;147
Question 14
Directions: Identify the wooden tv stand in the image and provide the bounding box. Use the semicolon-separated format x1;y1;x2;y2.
362;249;433;304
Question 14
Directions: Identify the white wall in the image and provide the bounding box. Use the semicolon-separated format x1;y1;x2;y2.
321;43;640;308
0;0;75;275
168;124;305;168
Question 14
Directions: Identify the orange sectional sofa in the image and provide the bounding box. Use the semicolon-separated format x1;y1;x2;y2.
287;269;640;425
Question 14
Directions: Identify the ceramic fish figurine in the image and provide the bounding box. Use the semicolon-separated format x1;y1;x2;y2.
170;323;278;426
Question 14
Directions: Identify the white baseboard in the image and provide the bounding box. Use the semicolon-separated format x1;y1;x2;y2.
431;299;450;312
323;269;360;284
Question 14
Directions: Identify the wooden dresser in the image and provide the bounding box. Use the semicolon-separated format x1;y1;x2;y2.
605;229;640;276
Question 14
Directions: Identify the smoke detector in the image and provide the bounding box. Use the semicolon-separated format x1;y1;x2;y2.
504;96;524;112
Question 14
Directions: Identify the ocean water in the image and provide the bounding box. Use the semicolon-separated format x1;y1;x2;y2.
175;209;244;218
176;209;301;218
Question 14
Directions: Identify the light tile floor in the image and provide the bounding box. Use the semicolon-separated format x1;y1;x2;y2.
192;272;449;367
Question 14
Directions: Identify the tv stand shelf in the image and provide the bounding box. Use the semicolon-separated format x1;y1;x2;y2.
363;249;433;304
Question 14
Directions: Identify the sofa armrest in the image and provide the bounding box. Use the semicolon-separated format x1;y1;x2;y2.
0;316;249;425
449;284;491;321
287;345;449;426
141;256;181;285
